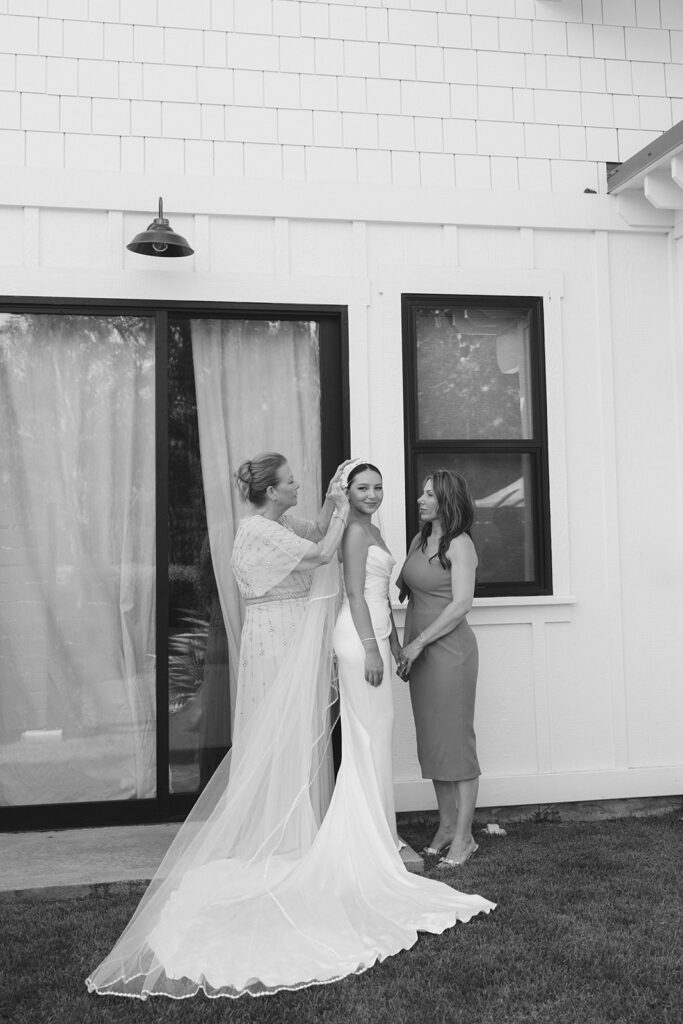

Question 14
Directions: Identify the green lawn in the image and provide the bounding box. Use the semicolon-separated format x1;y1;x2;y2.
2;814;681;1024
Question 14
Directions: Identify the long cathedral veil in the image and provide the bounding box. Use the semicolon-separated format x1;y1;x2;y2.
87;463;497;1001
86;557;341;999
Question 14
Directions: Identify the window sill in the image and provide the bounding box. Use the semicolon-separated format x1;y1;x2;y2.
392;595;576;612
392;595;576;629
473;595;577;608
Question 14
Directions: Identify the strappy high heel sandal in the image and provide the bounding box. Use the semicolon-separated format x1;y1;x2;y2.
437;841;479;869
421;838;453;857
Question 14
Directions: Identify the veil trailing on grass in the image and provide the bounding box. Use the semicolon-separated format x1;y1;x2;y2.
85;557;340;999
86;500;496;1000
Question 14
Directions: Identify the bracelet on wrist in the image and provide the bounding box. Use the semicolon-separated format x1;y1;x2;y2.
359;636;377;644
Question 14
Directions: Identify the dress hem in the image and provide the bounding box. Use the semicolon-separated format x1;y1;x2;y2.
86;902;495;1001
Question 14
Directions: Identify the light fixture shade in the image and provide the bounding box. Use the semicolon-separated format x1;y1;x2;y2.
126;197;194;257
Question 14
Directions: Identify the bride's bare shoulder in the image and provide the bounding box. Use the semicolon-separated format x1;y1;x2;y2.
341;520;370;554
345;520;366;536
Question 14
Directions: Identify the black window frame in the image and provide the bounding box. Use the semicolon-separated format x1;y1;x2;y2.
0;296;349;832
402;293;552;598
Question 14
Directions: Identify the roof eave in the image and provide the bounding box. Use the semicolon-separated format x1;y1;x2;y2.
607;119;683;194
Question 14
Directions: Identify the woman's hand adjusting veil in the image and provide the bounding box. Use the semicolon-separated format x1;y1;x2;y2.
296;481;349;570
326;459;357;497
328;479;350;515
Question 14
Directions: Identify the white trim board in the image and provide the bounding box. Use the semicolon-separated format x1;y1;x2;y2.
0;268;370;307
395;766;683;812
0;167;675;233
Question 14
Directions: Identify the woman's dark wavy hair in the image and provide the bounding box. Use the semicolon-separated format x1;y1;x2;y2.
419;470;474;571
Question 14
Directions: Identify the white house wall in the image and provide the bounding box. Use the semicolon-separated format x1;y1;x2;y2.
2;200;681;810
3;1;683;189
1;1;683;811
608;231;683;768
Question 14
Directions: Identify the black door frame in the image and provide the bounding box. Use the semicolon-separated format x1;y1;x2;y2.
0;297;349;832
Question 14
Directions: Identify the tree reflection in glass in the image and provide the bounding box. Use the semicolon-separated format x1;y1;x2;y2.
414;306;536;586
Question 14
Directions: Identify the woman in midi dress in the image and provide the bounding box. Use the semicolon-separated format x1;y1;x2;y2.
397;470;480;869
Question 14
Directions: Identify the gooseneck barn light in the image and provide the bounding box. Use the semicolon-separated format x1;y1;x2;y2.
126;197;194;257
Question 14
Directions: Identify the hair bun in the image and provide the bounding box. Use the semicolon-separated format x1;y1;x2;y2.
234;452;287;506
234;459;253;502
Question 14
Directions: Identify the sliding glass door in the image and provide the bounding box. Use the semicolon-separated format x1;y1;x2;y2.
0;312;157;810
0;302;347;829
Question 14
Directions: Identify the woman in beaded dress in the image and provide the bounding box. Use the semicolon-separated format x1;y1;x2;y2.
229;452;351;740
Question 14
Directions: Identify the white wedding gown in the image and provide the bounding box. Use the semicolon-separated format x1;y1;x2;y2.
333;544;403;848
86;546;494;1000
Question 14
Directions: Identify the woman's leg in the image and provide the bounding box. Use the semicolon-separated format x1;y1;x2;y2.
427;779;459;851
443;776;479;864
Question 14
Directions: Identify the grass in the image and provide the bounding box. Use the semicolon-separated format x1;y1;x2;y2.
1;814;681;1024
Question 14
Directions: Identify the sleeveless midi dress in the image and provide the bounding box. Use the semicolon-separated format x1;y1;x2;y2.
399;543;480;782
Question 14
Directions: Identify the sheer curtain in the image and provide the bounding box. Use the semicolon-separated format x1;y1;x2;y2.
190;319;322;723
0;314;156;805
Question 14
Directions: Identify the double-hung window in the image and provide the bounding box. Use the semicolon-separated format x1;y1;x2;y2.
402;294;552;597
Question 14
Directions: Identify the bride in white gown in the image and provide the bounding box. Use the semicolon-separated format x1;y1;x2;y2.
86;459;494;1001
333;460;404;848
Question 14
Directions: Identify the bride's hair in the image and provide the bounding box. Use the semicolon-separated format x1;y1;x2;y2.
235;452;287;506
420;469;474;570
345;462;382;488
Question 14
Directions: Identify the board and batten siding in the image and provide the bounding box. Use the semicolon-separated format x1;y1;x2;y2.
1;0;682;810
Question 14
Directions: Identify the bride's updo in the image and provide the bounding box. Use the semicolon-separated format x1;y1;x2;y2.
234;452;287;506
344;462;382;489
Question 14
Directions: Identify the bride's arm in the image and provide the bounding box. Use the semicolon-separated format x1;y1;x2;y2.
387;607;402;665
342;524;384;687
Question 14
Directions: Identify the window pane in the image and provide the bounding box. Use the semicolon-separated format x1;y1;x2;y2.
167;319;221;796
415;306;533;440
0;313;156;806
415;453;536;585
